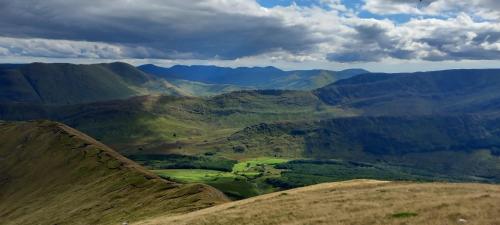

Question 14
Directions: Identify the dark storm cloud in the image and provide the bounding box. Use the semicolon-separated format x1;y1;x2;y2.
0;0;320;59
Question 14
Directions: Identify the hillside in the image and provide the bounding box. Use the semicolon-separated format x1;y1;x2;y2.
136;180;500;225
2;68;500;198
168;79;251;96
0;121;228;225
0;62;185;105
0;90;351;152
315;69;500;116
227;116;500;183
138;64;368;90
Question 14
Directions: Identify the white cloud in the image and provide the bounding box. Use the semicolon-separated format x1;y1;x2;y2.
327;12;500;62
363;0;500;20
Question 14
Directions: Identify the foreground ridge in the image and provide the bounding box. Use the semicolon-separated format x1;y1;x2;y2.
136;180;500;225
0;120;228;225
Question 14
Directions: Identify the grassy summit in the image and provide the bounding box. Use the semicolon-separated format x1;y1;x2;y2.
0;120;228;225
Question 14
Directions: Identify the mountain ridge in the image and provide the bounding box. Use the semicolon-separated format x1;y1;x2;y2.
0;120;228;225
0;62;186;105
136;179;500;225
315;69;500;116
138;64;369;90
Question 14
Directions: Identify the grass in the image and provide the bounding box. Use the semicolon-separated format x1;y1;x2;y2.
129;154;237;172
46;91;356;155
136;180;500;225
153;169;259;199
153;169;238;183
147;155;492;200
391;212;418;218
150;157;290;199
0;121;227;225
266;159;479;189
232;157;289;173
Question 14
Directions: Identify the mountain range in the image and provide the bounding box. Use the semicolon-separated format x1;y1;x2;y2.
0;62;499;224
138;64;369;90
0;63;368;105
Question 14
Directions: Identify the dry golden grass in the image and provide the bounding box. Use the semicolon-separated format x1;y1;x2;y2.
137;180;500;225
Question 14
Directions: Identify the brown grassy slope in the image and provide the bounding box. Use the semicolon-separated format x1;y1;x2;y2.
0;120;228;225
137;180;500;225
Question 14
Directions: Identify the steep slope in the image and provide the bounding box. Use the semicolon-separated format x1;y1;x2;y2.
315;69;500;116
0;121;228;225
138;64;368;90
136;180;500;225
0;62;185;105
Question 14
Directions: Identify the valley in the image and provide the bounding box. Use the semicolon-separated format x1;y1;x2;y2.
3;1;499;224
0;63;499;223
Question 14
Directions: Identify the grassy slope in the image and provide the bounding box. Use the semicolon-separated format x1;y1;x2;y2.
136;180;500;225
39;91;354;154
315;69;500;116
0;121;228;225
226;116;500;182
7;69;498;157
0;62;185;105
2;88;499;186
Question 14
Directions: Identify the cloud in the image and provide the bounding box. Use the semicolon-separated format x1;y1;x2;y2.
0;0;498;64
326;14;500;62
363;0;500;20
0;0;320;60
0;37;125;58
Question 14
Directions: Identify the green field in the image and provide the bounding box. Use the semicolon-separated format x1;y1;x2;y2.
154;169;238;183
150;155;498;199
152;157;290;199
153;169;261;199
232;157;289;178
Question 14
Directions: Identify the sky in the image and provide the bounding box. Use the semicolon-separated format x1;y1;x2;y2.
0;0;499;72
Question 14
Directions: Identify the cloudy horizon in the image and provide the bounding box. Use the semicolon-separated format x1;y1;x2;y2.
0;0;499;72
